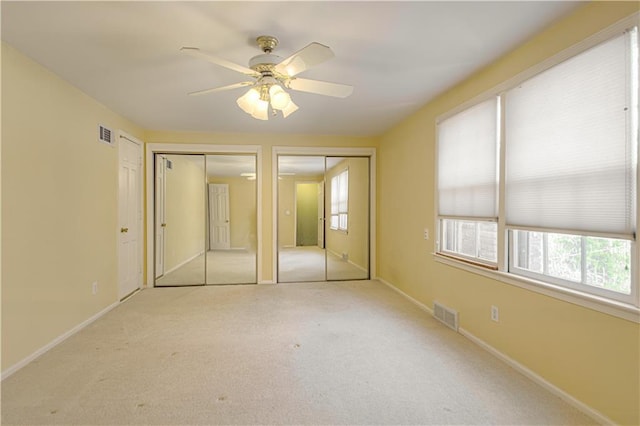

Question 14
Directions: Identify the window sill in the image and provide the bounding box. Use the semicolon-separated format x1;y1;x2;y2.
433;253;640;323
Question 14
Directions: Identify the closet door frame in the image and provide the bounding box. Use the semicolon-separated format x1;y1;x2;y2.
145;144;262;288
272;146;377;283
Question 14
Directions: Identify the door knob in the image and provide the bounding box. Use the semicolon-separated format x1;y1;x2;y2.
225;220;229;223
120;227;129;233
161;223;167;227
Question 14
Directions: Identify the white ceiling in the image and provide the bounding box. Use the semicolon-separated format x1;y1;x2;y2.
205;154;255;178
1;1;582;136
171;154;339;178
278;156;342;176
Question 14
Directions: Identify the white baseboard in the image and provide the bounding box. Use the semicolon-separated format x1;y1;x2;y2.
163;251;204;275
326;248;342;260
376;277;434;315
325;249;368;274
458;328;613;425
375;277;612;426
348;259;368;274
1;301;120;381
259;280;276;285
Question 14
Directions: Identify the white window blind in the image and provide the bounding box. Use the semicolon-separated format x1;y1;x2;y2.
338;169;348;230
505;29;637;239
438;98;499;219
330;169;348;231
331;175;339;229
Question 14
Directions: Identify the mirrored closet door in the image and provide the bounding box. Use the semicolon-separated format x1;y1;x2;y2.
205;155;257;285
155;154;206;286
154;154;257;287
277;155;369;283
325;156;369;281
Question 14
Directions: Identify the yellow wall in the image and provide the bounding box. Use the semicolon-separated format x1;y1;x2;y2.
209;176;257;250
278;175;323;248
145;131;377;282
3;2;638;423
325;158;369;271
277;176;296;248
163;155;205;272
1;43;144;370
295;182;319;246
376;2;640;424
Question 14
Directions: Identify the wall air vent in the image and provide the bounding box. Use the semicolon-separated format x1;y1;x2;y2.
433;301;459;331
98;125;114;146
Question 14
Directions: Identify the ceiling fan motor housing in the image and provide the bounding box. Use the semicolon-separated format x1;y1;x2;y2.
249;53;283;73
250;35;288;79
256;35;278;52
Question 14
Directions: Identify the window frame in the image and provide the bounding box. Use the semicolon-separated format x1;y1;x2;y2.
438;218;499;268
330;168;349;232
508;230;636;305
433;16;640;320
435;95;501;267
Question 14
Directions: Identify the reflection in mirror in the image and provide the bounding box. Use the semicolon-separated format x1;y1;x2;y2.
278;156;326;282
205;155;257;284
155;154;206;286
325;157;369;281
277;155;370;282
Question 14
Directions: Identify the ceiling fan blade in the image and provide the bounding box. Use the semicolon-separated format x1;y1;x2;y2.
275;42;335;77
181;47;259;77
188;81;254;96
288;78;353;98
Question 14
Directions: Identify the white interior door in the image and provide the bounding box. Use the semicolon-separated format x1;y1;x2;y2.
118;136;142;299
155;155;166;278
209;183;230;249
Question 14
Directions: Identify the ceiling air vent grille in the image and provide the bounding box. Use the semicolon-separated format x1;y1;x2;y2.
98;125;113;146
433;301;459;331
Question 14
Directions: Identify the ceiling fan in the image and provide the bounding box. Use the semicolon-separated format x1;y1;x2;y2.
181;35;353;120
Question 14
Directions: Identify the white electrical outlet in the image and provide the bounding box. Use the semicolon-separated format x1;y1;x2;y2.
491;305;499;322
423;228;429;240
92;281;98;295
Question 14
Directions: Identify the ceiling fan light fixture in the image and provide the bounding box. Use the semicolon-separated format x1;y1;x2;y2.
269;84;291;110
184;36;353;122
251;98;269;120
236;88;260;114
281;99;299;118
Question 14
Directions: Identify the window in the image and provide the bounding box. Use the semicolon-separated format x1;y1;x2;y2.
442;219;498;263
331;169;348;231
512;231;632;298
436;25;638;307
504;30;635;238
437;97;499;265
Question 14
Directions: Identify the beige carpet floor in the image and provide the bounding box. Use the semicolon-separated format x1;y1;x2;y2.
157;247;367;286
156;250;257;286
1;280;594;425
278;246;368;282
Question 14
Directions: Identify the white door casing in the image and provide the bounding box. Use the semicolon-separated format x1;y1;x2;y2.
272;146;377;283
317;181;325;248
155;155;166;278
118;134;143;299
209;183;230;249
145;144;263;286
